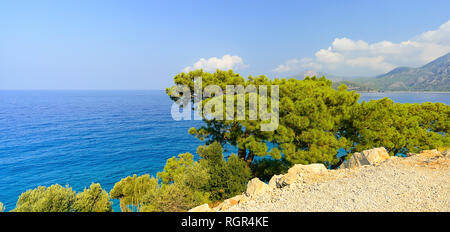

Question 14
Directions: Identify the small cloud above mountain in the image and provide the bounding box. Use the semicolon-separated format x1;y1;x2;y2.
274;20;450;77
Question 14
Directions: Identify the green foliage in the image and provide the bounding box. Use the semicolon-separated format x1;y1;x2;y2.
251;158;290;182
177;162;210;191
197;142;251;201
167;71;361;167
142;183;209;212
73;183;113;212
225;154;253;194
110;174;158;212
110;142;250;211
0;202;4;212
168;69;449;168
167;70;280;164
14;184;76;212
157;152;195;184
274;77;358;165
110;152;211;212
345;98;449;155
142;154;211;212
13;183;112;212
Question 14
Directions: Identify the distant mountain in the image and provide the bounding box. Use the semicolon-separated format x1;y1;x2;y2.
367;53;450;91
375;67;414;78
302;53;450;92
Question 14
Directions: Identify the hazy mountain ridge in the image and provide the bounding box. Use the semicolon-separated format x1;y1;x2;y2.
297;53;450;92
367;53;450;91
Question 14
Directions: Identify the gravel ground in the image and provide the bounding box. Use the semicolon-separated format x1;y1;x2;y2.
227;154;450;212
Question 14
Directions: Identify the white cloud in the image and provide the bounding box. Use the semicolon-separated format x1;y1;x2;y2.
315;49;344;64
274;20;450;76
418;20;450;45
273;58;301;73
183;54;245;72
273;58;323;73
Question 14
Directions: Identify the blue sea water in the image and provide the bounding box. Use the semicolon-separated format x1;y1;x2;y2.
0;90;448;211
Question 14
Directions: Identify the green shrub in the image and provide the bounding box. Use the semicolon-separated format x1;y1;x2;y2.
14;184;76;212
251;158;290;182
73;183;113;212
13;183;112;212
110;174;158;212
197;142;251;202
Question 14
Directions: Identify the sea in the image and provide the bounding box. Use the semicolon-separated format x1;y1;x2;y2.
0;90;448;211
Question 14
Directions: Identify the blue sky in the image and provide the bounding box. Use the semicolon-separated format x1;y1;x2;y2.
1;0;449;89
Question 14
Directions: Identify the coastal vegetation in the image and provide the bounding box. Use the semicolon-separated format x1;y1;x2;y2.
12;183;112;212
109;142;251;212
6;70;449;212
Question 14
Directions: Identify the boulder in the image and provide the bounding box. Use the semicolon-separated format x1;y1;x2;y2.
213;200;231;211
228;194;246;206
188;203;212;212
277;172;301;187
340;147;390;169
340;152;370;169
268;163;327;188
363;147;390;165
245;178;270;197
442;149;450;157
213;194;247;211
418;149;442;157
268;174;284;189
288;163;327;174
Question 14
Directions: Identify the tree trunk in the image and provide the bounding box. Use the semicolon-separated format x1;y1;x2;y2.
330;156;346;169
245;151;255;166
238;148;246;160
119;199;129;212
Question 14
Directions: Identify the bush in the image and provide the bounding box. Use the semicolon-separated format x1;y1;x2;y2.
346;99;449;155
197;142;251;202
142;183;209;212
142;158;210;212
251;158;290;182
110;174;158;212
14;184;76;212
73;183;113;212
111;154;211;212
110;142;251;211
13;183;112;212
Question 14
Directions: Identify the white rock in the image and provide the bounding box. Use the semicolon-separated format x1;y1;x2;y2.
442;149;449;157
268;174;284;189
340;147;390;169
362;147;390;165
245;178;270;197
419;149;442;157
269;163;327;188
188;203;212;212
288;163;327;174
